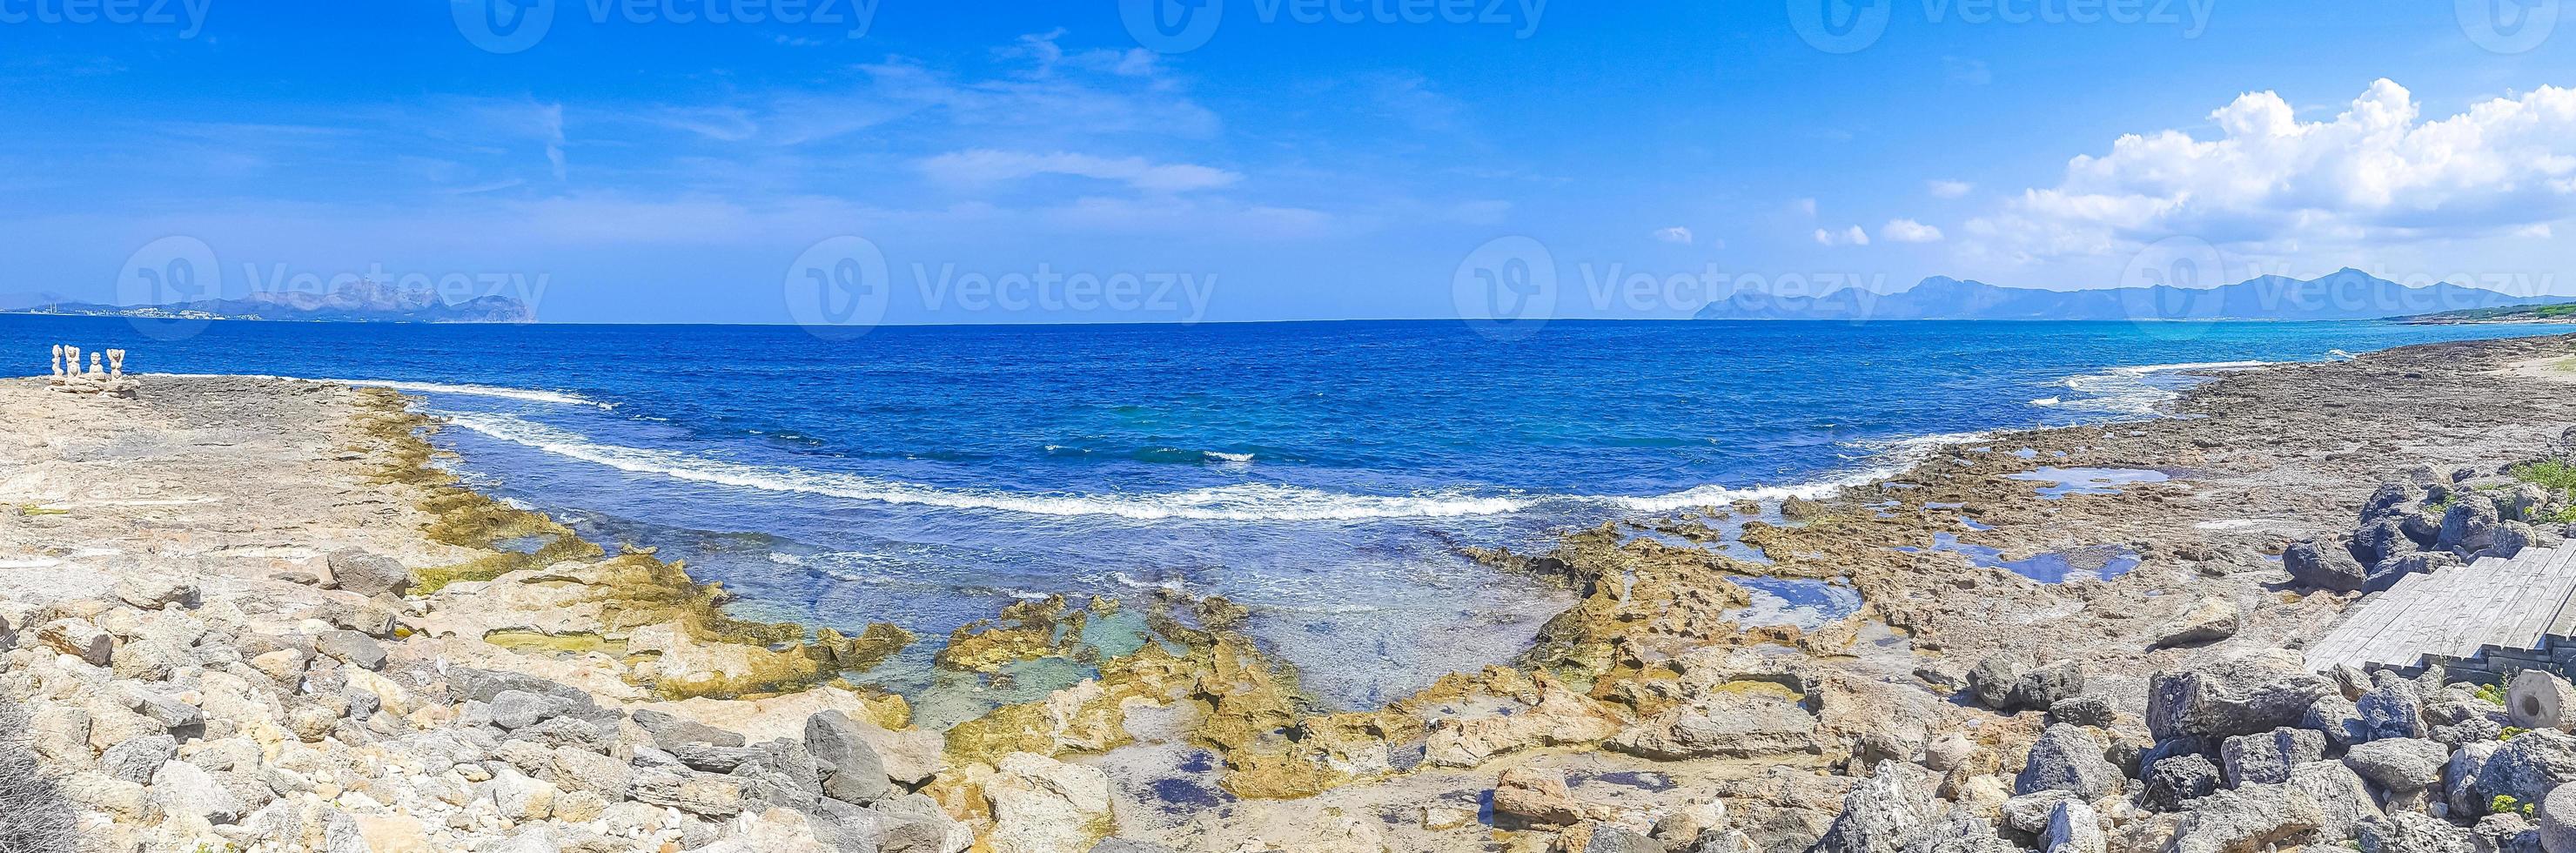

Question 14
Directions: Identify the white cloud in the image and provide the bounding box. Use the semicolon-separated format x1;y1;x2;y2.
1967;78;2576;263
1882;218;1944;243
1651;225;1693;244
919;150;1240;193
2517;223;2555;238
1791;198;1818;217
1814;225;1869;246
1927;179;1973;198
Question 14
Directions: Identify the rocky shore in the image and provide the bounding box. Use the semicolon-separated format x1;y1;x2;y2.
9;332;2576;853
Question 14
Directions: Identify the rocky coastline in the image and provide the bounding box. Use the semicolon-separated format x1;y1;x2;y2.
7;332;2576;852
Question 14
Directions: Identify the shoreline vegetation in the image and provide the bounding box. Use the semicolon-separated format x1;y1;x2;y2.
5;332;2576;851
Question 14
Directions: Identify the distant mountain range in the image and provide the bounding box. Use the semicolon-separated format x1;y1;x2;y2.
9;279;534;323
1694;268;2560;322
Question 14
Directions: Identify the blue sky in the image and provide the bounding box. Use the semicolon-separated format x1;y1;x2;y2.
3;1;2573;324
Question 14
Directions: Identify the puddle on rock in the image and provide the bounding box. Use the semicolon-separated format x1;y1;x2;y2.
1725;577;1864;629
1896;534;2142;584
2005;467;2170;500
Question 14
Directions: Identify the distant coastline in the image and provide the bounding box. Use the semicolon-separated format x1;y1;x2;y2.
2394;301;2576;326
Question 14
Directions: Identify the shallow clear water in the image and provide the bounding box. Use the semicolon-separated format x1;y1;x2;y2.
4;315;2563;709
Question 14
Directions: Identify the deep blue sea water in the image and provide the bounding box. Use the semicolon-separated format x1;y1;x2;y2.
6;316;2566;714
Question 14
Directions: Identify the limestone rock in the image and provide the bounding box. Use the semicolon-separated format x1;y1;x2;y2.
151;761;246;824
2152;598;2240;648
2475;729;2576;815
1968;653;2031;710
2009;661;2087;712
2167;761;2380;853
2221;727;2325;788
314;630;385;670
2147;657;2334;741
1604;685;1817;761
491;689;573;730
2440;496;2504;554
1812;762;1941;853
2539;781;2576;853
2016;724;2121;799
2362;810;2477;853
37;618;113;665
2284;541;2367;591
2044;799;2105;853
805;709;891;804
2345;737;2450;794
983;753;1111;853
113;576;198;610
1493;766;1593;827
2141;754;2221;812
325;548;413;597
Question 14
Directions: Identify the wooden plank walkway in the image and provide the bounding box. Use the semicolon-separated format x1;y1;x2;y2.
2304;543;2576;674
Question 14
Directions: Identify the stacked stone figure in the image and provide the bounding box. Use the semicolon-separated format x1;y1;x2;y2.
46;345;138;397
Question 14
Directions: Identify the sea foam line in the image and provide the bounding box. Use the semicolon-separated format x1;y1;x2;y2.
151;373;614;409
443;413;1529;521
445;415;1985;522
2030;360;2276;416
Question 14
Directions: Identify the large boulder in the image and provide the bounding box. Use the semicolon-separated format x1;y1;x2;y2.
2356;675;2429;743
2440;497;2505;554
2167;762;2381;853
1812;762;1941;853
2016;724;2121;800
2141;754;2222;812
2474;729;2576;816
981;753;1111;853
2541;781;2576;853
2359;810;2478;853
2285;541;2369;591
803;710;891;804
326;548;413;597
2362;482;2424;524
1967;653;2031;711
2152;598;2241;649
2148;657;2336;742
2009;662;2087;712
2344;737;2449;794
1604;686;1817;761
2221;727;2325;788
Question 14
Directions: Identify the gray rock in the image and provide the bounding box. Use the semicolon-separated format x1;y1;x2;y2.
2048;695;2118;728
2495;521;2540;560
2477;729;2576;816
634;708;747;749
2221;727;2325;788
1967;653;2031;710
113;576;198;610
2148;659;2336;741
2478;812;2545;853
2539;781;2576;853
2166;761;2380;853
1813;761;1940;853
2345;737;2450;793
2501;484;2555;523
731;738;822;814
2357;675;2429;743
2286;540;2369;591
2153;597;2242;648
628;769;745;817
325;549;413;597
2441;497;2505;554
674;744;765;774
124;688;204;730
2359;810;2476;853
2045;799;2105;853
2363;482;2425;524
2009;661;2086;712
1568;823;1660;853
2000;789;2083;834
2141;754;2222;812
804;710;891;805
2355;518;2418;566
2451;741;2503;817
313;630;385;671
2016;724;2121;799
100;733;177;783
489;689;572;731
151;761;247;824
2306;694;2370;749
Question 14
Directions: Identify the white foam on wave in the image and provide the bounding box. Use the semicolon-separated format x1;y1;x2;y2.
445;417;1996;523
444;413;1532;521
2032;360;2276;416
326;379;614;409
